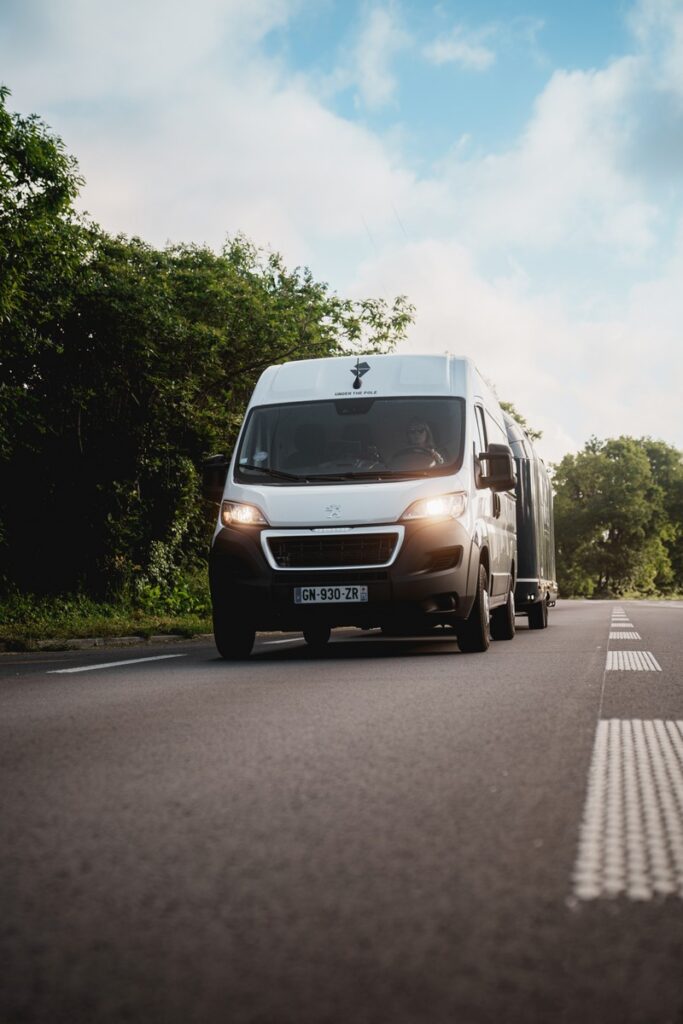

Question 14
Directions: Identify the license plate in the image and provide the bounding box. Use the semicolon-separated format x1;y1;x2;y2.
294;585;368;604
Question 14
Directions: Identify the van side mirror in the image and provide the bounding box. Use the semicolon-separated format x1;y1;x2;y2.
478;443;516;492
202;454;230;504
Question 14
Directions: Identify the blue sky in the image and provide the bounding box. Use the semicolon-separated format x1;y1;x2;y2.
265;1;633;159
1;0;682;462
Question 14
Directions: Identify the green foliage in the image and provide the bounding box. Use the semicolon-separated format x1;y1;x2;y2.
0;571;212;649
0;85;86;463
0;91;414;599
499;401;542;441
553;436;683;597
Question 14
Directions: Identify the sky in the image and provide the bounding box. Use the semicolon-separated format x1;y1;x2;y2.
2;0;683;464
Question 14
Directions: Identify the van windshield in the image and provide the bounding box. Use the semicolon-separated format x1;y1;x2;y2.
235;397;465;483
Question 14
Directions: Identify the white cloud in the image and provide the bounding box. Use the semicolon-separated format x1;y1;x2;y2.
2;0;683;461
1;0;297;107
423;26;496;71
348;5;411;110
1;0;429;261
441;57;659;258
350;239;683;463
629;0;683;97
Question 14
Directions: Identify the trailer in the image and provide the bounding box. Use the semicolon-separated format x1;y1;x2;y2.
503;412;558;629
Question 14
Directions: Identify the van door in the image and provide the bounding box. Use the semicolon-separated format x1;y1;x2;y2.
473;404;495;589
482;407;516;602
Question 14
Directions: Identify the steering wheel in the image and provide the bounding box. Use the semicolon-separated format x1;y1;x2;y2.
392;446;435;459
389;445;442;468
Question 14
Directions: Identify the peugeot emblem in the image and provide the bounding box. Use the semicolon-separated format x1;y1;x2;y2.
325;504;342;519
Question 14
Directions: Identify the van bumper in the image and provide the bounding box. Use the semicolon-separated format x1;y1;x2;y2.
209;520;479;632
514;579;559;609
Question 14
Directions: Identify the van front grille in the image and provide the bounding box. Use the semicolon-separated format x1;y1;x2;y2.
267;533;399;569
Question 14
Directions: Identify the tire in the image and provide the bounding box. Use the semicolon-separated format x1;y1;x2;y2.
528;598;548;630
457;565;491;653
213;607;255;659
491;587;515;641
303;624;331;648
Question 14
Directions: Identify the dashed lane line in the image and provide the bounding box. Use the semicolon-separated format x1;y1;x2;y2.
48;654;187;674
606;651;661;671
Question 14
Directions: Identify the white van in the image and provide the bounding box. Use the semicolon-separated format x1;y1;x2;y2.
204;354;517;658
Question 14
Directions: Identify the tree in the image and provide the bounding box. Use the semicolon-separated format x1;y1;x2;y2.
553;436;681;597
0;87;415;597
1;229;414;595
640;439;683;588
0;85;86;461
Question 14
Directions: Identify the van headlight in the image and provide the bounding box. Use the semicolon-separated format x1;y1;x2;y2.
220;501;269;527
400;492;467;521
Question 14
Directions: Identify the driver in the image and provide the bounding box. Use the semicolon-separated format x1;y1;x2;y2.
405;419;444;465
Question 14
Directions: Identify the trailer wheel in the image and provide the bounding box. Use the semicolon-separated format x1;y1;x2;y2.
528;598;548;630
303;624;331;648
457;565;491;653
491;587;515;641
213;608;255;659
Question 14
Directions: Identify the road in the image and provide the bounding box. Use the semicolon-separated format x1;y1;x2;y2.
1;600;682;1024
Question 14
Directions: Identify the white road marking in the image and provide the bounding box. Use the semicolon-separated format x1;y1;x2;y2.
606;651;661;671
262;637;304;645
609;631;642;640
48;654;187;674
573;720;683;900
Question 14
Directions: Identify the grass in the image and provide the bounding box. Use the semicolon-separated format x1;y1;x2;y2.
0;572;213;651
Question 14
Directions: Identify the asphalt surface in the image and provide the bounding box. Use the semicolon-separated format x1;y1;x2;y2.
1;600;682;1024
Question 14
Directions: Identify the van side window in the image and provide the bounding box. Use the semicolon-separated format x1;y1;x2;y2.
474;406;487;454
484;409;508;448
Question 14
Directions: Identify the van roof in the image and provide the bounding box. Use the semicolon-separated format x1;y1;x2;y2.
249;353;497;408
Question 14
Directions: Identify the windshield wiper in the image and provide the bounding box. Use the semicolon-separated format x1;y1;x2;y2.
238;463;306;481
304;471;397;481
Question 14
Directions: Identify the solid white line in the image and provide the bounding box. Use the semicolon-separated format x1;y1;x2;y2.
48;654;187;674
573;720;609;900
262;637;304;645
573;719;683;900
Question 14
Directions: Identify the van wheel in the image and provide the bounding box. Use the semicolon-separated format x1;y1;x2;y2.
491;588;515;641
457;565;491;653
213;608;255;659
528;598;548;630
303;625;331;648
